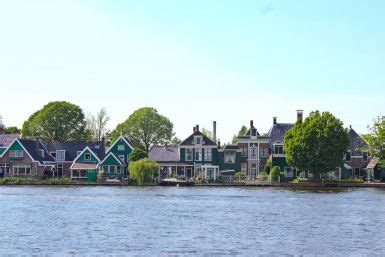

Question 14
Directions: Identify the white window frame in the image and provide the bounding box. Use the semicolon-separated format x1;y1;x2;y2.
9;150;23;158
117;145;125;151
0;163;10;175
56;150;66;161
241;147;248;157
194;136;203;145
39;149;45;157
84;153;91;161
204;148;212;161
13;164;31;176
274;144;284;155
224;152;236;163
185;149;193;161
195;149;202;161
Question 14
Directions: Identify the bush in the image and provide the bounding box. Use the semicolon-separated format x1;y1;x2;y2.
263;159;272;174
234;172;245;177
14;178;22;185
215;176;224;183
129;158;159;185
269;166;280;181
293;177;309;183
260;171;268;176
1;178;9;184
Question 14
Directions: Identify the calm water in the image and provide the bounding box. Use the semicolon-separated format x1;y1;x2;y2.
0;186;385;255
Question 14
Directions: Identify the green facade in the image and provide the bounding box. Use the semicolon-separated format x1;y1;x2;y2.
101;154;121;166
218;152;241;172
179;147;219;165
76;148;99;163
107;137;132;164
7;140;25;160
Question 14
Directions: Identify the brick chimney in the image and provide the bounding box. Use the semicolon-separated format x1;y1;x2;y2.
273;117;277;125
213;121;217;143
296;110;304;122
217;139;221;149
35;137;40;152
193;126;196;133
196;124;199;132
250;120;254;128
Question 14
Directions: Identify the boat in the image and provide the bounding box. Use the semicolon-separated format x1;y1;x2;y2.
158;178;195;187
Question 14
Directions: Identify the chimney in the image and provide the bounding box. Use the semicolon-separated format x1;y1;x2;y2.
196;124;200;132
273;117;277;125
217;139;221;149
193;126;196;133
296;110;304;123
35;137;40;152
250;120;254;128
213;121;217;143
349;125;352;129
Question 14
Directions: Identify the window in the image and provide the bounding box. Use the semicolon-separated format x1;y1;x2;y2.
260;148;268;157
204;149;212;161
284;167;293;177
241;163;247;172
39;149;45;157
9;150;23;158
250;163;257;177
0;163;10;175
241;147;248;157
224;152;236;163
363;151;368;162
185;149;193;161
194;136;203;145
56;150;65;161
274;145;284;155
195;149;202;161
345;151;351;161
118;155;125;162
84;153;91;161
13;164;31;176
118;145;125;151
250;144;258;159
56;164;63;177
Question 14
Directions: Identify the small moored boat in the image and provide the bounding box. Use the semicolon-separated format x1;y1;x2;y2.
158;178;195;187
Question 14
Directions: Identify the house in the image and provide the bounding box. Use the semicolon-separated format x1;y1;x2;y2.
343;126;370;178
148;145;182;178
43;140;105;178
0;138;55;178
70;146;103;179
267;111;303;178
100;135;133;178
0;117;21;155
232;120;270;177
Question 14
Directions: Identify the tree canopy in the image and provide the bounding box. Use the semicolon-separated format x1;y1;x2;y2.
232;125;248;144
363;116;385;160
21;101;90;141
86;107;110;141
284;111;349;177
3;126;21;134
129;147;148;162
110;107;174;152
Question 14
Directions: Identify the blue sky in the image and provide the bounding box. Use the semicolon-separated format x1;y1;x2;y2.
0;0;384;142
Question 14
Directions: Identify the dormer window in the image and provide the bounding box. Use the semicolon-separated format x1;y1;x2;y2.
39;149;45;157
194;136;203;145
85;153;91;161
118;145;125;151
56;150;65;161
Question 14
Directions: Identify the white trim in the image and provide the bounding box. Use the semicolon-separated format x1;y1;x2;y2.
108;136;133;153
100;152;124;166
70;146;100;170
1;139;36;163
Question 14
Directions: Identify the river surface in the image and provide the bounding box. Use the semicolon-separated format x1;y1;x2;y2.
0;186;385;255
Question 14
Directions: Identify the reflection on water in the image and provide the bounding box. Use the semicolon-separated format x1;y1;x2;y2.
0;186;385;255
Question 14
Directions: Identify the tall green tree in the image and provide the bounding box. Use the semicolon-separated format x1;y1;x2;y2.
284;111;349;178
362;116;385;160
21;101;90;141
110;107;174;152
129;147;148;162
232;125;248;144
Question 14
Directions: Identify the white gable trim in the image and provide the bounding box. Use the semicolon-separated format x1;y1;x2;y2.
100;152;124;166
72;146;101;163
108;135;133;153
1;138;37;163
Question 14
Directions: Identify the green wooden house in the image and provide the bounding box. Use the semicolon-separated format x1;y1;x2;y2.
70;146;101;180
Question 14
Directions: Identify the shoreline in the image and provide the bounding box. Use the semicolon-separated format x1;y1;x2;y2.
1;181;385;188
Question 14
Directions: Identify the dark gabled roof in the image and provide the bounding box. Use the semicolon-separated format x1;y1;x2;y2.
268;123;293;144
0;134;20;147
19;139;55;164
348;128;368;156
180;130;217;146
148;145;180;162
42;141;105;161
244;127;260;137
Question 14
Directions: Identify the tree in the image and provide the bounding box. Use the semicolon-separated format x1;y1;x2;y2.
284;111;350;178
3;126;21;134
269;166;280;181
171;136;181;145
129;158;159;185
110;107;174;152
201;128;213;140
86;107;110;141
232;125;248;144
362;116;385;160
21;101;90;141
129;147;148;162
